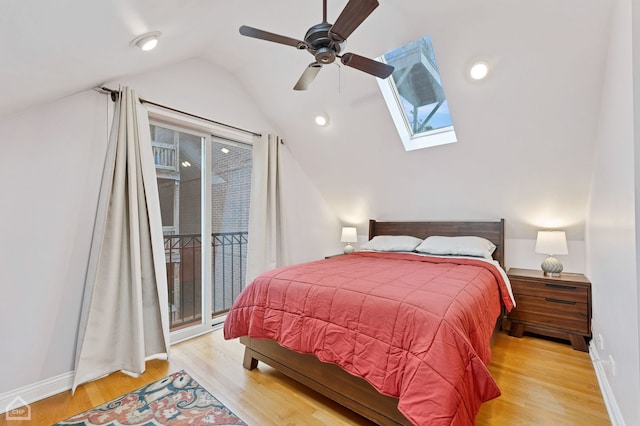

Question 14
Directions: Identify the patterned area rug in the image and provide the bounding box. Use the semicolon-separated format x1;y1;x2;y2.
54;370;246;425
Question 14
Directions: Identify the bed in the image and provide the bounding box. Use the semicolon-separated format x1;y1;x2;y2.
224;219;513;425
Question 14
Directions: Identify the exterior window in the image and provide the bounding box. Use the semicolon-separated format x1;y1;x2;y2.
377;35;457;151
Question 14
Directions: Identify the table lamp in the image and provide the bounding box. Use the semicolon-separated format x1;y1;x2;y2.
535;230;568;276
341;227;358;254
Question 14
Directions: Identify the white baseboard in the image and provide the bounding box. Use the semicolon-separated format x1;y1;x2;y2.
589;342;626;425
0;371;73;415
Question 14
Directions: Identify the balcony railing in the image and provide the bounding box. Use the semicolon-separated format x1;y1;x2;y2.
152;142;178;171
213;232;248;316
165;234;202;330
164;231;248;330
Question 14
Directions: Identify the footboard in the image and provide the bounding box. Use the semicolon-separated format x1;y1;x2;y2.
239;336;411;425
238;311;504;425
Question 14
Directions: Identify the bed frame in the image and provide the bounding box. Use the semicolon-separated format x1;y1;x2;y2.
239;219;505;425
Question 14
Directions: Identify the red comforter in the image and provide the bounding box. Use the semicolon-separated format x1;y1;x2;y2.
224;252;514;425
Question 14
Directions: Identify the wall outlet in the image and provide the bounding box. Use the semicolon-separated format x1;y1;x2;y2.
596;334;604;351
608;354;616;376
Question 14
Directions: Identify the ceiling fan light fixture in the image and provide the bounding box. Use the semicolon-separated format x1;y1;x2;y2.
130;31;161;51
469;60;489;80
315;113;329;127
315;47;336;64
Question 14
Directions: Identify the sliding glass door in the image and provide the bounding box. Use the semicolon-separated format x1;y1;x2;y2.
210;138;252;324
151;121;252;341
151;123;209;342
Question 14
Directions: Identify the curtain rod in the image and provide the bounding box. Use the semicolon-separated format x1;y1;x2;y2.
98;87;262;138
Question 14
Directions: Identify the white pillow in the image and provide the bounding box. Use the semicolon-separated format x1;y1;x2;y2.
415;236;496;259
360;235;423;252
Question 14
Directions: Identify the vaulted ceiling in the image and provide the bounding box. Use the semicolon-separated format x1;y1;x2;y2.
1;1;612;117
1;0;615;238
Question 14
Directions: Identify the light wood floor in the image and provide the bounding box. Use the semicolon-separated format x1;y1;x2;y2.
3;329;610;426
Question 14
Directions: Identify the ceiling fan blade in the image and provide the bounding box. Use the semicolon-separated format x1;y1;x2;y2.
294;63;323;91
239;25;306;49
341;53;394;79
329;0;379;42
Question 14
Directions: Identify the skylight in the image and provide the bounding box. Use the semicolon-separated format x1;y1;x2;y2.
377;35;457;151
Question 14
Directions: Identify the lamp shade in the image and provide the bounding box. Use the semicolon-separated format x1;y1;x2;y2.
341;227;357;243
535;231;568;255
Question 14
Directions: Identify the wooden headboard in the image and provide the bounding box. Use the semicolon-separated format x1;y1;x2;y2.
368;219;505;268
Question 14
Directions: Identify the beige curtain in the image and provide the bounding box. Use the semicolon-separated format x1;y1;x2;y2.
72;87;170;392
246;134;289;284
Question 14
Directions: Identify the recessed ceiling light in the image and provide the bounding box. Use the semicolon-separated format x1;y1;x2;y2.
181;160;191;168
314;113;329;127
221;147;230;154
469;61;489;80
130;31;161;51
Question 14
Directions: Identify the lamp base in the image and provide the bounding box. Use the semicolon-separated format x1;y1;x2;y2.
541;256;563;277
343;244;355;254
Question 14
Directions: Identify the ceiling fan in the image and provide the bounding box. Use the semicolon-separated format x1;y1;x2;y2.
239;0;394;90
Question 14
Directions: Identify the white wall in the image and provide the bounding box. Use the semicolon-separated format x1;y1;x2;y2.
634;0;640;421
0;91;109;393
585;0;640;424
0;58;341;398
505;239;585;273
279;146;344;261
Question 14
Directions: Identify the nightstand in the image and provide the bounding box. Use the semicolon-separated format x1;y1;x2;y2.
507;268;591;352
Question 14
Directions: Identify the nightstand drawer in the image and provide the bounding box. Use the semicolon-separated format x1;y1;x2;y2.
510;279;588;304
509;294;589;334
